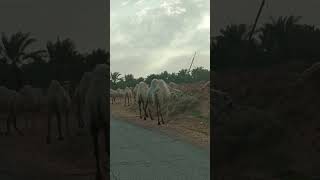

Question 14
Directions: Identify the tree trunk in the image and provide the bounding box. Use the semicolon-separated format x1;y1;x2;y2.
12;64;23;91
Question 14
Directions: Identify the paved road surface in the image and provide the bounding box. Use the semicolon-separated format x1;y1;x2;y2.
110;116;210;180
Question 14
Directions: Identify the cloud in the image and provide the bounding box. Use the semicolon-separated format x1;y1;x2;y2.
111;0;210;78
0;0;107;52
197;14;210;30
121;0;130;6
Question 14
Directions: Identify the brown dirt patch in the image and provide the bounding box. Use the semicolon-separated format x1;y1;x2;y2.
111;102;210;149
0;111;106;180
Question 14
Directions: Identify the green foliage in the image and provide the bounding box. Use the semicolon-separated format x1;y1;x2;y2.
191;110;209;122
85;48;110;70
191;67;210;82
0;32;110;90
111;66;210;89
212;15;320;70
169;94;199;114
46;37;78;64
0;31;46;90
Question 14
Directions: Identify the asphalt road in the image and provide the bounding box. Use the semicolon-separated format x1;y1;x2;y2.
110;116;210;180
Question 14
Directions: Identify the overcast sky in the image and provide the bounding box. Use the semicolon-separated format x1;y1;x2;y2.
111;0;210;78
0;0;108;53
212;0;320;36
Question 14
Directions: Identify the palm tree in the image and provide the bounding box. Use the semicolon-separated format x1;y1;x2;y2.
177;69;192;83
46;37;78;64
212;24;258;68
111;72;121;85
191;67;210;82
124;74;135;87
46;37;80;82
218;24;250;43
259;16;302;59
136;77;144;83
159;71;170;82
86;49;110;71
0;32;46;90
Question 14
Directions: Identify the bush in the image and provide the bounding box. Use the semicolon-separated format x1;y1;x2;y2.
168;93;199;115
214;106;285;163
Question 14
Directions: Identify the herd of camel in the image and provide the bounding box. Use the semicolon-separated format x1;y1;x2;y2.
0;64;108;180
110;79;173;125
110;79;212;125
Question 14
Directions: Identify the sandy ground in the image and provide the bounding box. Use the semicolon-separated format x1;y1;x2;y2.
0;111;107;180
110;101;210;149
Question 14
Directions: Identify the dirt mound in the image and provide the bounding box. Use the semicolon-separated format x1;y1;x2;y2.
176;81;210;96
213;61;320;179
214;61;308;108
168;81;209;119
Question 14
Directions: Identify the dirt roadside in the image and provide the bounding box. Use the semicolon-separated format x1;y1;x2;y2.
111;103;210;149
0;112;105;180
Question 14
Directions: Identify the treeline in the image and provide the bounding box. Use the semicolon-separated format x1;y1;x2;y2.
110;66;210;89
0;32;109;90
211;15;320;70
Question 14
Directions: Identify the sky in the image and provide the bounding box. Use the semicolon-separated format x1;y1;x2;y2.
0;0;108;53
212;0;320;36
111;0;210;78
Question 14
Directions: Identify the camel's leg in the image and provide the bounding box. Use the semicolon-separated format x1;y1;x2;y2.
143;101;148;120
25;112;29;129
156;103;160;125
104;126;109;153
30;111;34;129
77;102;84;128
148;108;154;120
5;113;11;136
160;106;165;124
92;128;102;180
56;109;64;141
13;112;23;135
138;100;142;119
65;109;70;137
46;111;52;144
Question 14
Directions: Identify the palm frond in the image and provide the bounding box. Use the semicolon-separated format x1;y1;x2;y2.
20;37;37;52
22;49;47;59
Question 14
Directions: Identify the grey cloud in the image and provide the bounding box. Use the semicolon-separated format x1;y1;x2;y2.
111;0;210;77
153;52;210;75
111;55;153;78
213;0;320;36
0;0;108;52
